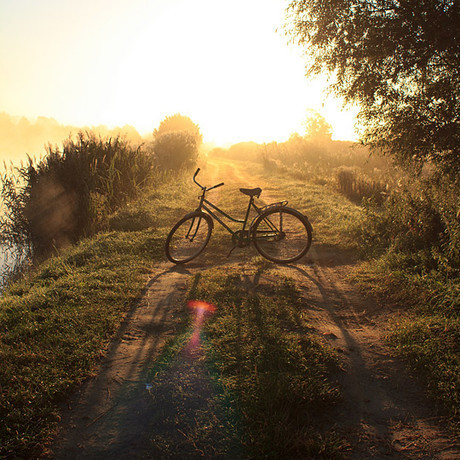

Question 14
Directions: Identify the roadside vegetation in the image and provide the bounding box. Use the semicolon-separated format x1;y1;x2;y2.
0;114;202;275
216;128;459;428
285;0;459;428
0;115;200;457
215;129;460;428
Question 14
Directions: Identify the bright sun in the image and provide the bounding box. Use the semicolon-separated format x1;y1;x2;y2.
0;0;358;146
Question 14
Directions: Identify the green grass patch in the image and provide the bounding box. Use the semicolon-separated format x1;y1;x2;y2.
179;267;342;458
0;177;194;458
353;254;460;429
388;313;460;424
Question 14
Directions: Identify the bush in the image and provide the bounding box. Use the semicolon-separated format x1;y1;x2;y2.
0;131;155;261
358;175;460;278
151;130;198;171
153;113;203;147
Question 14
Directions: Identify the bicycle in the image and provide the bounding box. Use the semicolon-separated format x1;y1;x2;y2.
165;168;313;264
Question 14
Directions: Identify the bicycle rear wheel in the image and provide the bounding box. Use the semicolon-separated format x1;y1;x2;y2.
165;212;213;263
252;206;312;263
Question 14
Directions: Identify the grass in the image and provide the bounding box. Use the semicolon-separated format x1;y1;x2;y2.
247;154;460;432
352;253;460;429
3;153;457;457
0;177;195;458
255;151;460;429
145;266;343;458
242;160;363;250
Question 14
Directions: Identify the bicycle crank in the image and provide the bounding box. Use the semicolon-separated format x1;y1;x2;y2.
227;230;250;257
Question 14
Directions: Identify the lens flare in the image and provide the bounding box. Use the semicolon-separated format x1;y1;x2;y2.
187;300;216;314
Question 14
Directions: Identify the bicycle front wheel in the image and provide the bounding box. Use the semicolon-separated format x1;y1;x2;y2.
165;212;213;263
252;207;312;263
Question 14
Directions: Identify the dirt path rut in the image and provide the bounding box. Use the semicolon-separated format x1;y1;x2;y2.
51;266;190;458
281;246;460;459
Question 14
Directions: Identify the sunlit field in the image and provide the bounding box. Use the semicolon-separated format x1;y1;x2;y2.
0;97;459;457
1;0;459;457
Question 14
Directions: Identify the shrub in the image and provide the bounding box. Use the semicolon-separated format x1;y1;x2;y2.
151;130;198;171
358;175;460;277
153;113;203;147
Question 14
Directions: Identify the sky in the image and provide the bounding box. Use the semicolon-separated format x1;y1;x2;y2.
0;0;358;145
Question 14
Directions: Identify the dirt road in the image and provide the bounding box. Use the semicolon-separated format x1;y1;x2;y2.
50;159;459;459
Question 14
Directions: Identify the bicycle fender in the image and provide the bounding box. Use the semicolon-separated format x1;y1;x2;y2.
304;216;313;234
250;206;313;234
288;207;313;234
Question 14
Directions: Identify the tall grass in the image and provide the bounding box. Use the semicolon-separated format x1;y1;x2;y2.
259;135;393;202
0;131;156;265
336;166;388;204
353;171;460;425
358;174;460;276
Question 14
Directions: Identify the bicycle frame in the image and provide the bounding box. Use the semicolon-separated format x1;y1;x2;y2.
192;168;284;240
200;194;258;236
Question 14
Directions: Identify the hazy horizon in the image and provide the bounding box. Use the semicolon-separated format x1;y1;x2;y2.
1;0;358;149
0;109;358;166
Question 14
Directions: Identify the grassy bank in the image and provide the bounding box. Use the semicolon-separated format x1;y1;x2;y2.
0;178;193;458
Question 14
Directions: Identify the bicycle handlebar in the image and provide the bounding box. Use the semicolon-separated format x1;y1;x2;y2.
207;182;224;191
193;168;224;191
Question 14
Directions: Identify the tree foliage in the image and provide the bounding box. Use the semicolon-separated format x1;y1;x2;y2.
304;110;332;141
287;0;460;175
154;113;203;146
152;131;198;171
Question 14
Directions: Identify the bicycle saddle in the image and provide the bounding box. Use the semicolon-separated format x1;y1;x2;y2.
239;187;262;197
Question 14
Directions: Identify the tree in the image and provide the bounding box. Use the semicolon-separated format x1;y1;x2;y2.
304;110;332;141
153;131;198;171
154;113;203;147
287;0;460;175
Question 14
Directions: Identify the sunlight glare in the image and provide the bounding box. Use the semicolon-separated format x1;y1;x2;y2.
0;0;359;145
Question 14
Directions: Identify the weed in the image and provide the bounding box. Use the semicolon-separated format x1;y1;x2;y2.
0;131;156;263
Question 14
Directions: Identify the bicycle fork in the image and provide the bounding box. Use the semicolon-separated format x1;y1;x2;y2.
186;216;201;241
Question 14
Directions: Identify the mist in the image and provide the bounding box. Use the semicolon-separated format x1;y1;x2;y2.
0;112;144;165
